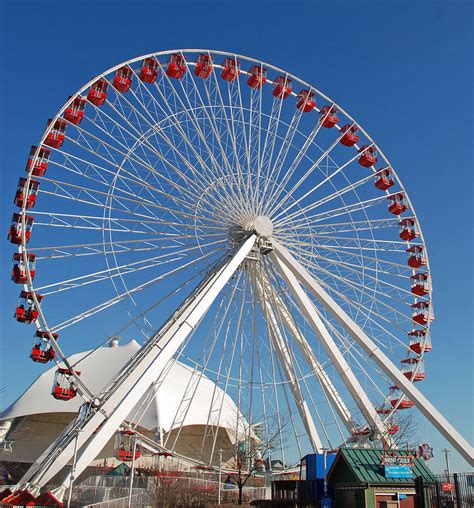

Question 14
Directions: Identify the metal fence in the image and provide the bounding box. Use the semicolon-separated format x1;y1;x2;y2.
73;475;268;506
415;473;474;508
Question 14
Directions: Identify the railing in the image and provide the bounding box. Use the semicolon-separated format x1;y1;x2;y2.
415;473;474;508
73;475;268;506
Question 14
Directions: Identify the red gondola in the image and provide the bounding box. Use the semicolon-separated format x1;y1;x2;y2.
221;57;240;82
113;65;133;92
156;451;174;458
296;90;316;112
399;218;418;241
247;64;267;89
30;331;58;363
8;213;34;245
139;57;159;83
11;253;36;284
401;357;425;382
409;329;432;354
1;490;36;505
339;124;360;146
64;96;86;125
88;79;109;106
387;192;408;215
166;53;186;79
412;301;433;326
387;423;399;435
52;368;80;401
272;75;292;99
358;145;378;167
115;430;141;461
351;427;370;436
406;245;425;269
26;146;51;177
14;291;43;324
194;53;213;79
45;119;67;149
389;386;414;409
319;105;339;128
14;177;40;210
374;167;394;191
411;273;429;296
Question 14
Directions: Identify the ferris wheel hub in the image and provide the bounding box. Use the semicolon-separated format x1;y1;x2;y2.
244;215;273;237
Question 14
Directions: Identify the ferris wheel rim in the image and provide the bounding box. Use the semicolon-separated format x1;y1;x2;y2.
13;48;434;453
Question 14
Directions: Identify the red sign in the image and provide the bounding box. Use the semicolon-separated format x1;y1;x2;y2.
441;482;454;492
418;443;433;461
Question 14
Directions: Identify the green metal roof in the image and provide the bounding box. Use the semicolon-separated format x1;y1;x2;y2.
329;447;435;485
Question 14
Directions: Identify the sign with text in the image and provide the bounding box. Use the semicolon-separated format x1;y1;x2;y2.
384;465;413;479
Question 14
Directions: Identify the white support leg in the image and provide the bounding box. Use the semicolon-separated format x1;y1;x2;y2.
271;252;391;442
253;273;323;452
19;236;257;496
274;241;474;466
260;271;356;434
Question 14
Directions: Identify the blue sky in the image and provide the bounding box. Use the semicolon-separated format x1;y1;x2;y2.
0;0;472;473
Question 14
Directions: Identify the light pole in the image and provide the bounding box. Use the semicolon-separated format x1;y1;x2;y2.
217;449;223;505
320;447;329;497
127;437;138;508
442;448;451;480
66;428;81;508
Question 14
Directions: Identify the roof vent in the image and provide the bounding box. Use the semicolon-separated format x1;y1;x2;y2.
109;336;119;348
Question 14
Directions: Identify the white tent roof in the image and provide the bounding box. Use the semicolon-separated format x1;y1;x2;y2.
0;340;239;433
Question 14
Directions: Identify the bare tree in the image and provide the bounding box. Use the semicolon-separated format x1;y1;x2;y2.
226;416;288;505
391;411;418;448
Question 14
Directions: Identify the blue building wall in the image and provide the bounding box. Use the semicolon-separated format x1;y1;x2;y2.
303;453;336;480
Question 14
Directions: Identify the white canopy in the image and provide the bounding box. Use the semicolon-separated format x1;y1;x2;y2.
0;340;239;434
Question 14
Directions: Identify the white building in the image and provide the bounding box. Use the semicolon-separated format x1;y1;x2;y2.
0;340;246;470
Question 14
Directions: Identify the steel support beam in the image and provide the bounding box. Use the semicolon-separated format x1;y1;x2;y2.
259;271;356;434
271;251;391;442
273;241;474;466
253;272;323;452
18;236;257;496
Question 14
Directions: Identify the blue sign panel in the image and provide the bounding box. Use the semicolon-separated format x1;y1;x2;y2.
385;465;412;478
321;497;332;508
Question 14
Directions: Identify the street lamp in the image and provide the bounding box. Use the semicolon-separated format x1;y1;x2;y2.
127;437;139;508
218;449;223;505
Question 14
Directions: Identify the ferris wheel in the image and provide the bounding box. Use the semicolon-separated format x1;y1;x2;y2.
5;49;473;503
